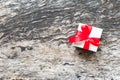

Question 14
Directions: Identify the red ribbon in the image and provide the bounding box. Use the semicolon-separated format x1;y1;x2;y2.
69;24;100;50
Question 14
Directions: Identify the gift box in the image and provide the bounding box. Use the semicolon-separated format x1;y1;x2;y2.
68;23;103;52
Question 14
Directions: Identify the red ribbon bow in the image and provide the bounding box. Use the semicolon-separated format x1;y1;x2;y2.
68;24;100;50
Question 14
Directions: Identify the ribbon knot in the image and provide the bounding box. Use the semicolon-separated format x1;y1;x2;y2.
69;24;100;50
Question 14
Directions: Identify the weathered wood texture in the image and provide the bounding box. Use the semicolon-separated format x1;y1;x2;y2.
0;0;120;80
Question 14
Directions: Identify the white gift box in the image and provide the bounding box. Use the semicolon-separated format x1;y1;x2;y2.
72;23;103;52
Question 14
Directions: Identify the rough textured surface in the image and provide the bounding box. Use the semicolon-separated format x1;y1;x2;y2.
0;0;120;80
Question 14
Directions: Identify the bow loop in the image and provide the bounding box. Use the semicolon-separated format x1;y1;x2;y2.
88;38;100;46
